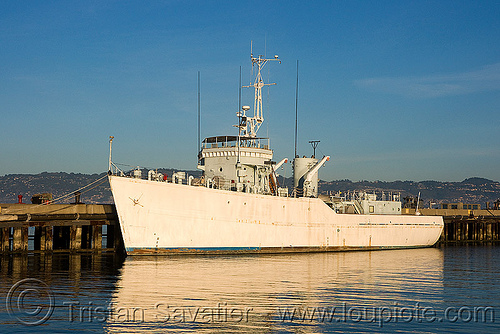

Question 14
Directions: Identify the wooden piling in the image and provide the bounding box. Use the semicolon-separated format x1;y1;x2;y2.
1;227;9;252
12;227;28;252
41;226;53;251
81;225;91;249
92;225;103;251
12;228;21;251
70;226;82;251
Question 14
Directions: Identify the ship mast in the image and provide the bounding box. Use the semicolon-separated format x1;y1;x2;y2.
241;52;280;138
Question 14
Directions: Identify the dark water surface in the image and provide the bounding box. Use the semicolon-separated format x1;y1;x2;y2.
0;246;499;333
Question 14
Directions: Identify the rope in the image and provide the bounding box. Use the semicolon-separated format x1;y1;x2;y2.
50;174;108;203
48;174;109;204
55;178;108;203
317;147;327;160
5;174;109;213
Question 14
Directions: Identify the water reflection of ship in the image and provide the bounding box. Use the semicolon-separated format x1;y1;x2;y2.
106;249;444;332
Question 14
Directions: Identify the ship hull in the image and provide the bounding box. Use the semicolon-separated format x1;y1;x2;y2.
109;176;444;255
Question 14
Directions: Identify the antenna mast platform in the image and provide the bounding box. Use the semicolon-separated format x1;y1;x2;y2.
240;52;280;137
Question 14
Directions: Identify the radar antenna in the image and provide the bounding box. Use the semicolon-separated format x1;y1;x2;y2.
241;52;281;137
309;140;320;157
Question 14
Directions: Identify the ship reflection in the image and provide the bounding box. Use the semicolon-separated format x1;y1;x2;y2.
106;248;444;333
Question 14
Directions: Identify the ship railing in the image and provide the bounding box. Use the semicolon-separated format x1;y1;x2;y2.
331;190;401;202
110;164;206;186
239;138;270;149
201;137;270;150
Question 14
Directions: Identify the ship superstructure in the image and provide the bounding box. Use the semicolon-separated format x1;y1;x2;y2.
196;53;286;196
108;51;444;255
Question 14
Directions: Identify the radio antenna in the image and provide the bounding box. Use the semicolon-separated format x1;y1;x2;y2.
197;71;201;155
238;66;242;112
309;140;320;157
294;60;299;158
241;49;280;137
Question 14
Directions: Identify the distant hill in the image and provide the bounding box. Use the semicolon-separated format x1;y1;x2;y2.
1;171;499;207
0;172;113;204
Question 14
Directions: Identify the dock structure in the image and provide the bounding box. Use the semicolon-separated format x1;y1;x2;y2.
0;203;123;254
1;203;499;254
403;208;500;244
440;216;500;244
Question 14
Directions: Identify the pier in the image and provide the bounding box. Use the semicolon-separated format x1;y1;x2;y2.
0;203;123;254
440;216;500;244
403;208;500;244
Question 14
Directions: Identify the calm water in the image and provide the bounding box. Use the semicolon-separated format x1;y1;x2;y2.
0;246;499;333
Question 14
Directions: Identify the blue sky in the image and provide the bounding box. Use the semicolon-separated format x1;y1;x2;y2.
1;0;499;182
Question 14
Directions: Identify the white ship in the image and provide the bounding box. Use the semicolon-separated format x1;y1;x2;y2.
108;52;444;255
